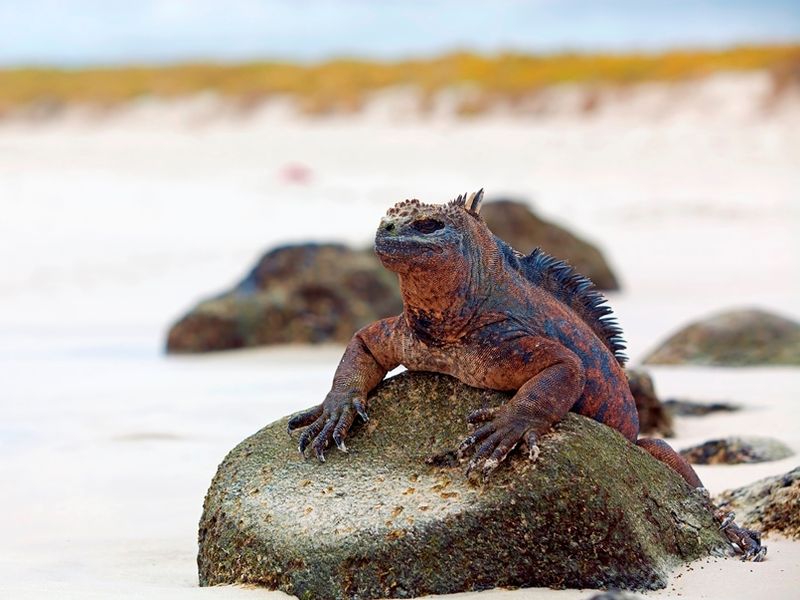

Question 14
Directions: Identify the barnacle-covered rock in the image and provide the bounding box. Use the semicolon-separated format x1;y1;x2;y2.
716;467;800;539
198;372;727;599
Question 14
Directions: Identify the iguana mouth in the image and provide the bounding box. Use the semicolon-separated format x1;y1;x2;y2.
374;231;445;255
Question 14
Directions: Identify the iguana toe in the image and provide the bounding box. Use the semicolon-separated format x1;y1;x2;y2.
459;408;533;478
481;438;520;481
287;405;324;436
353;398;369;422
716;508;736;529
457;422;495;459
456;435;477;458
311;419;337;462
524;431;540;462
464;424;526;480
465;432;501;477
481;458;500;481
291;393;366;461
297;416;325;457
466;406;498;424
332;407;354;452
333;435;348;453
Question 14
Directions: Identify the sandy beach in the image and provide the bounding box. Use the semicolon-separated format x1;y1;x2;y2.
1;73;799;598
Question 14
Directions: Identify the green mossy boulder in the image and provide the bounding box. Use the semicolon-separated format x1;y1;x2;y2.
198;372;727;599
643;308;800;366
680;437;793;465
166;243;402;352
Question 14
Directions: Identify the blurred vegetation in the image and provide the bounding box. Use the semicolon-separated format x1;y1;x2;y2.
1;45;798;116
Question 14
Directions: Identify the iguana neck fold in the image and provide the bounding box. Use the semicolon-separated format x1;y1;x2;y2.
399;225;499;345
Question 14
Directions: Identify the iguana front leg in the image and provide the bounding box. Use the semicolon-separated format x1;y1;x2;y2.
457;338;585;480
287;317;403;461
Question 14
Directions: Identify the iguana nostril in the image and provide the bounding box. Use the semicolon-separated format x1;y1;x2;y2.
384;223;395;232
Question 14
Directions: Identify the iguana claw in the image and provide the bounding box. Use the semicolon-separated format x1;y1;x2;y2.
333;433;348;453
353;398;369;422
288;393;362;461
525;431;539;462
457;435;477;459
459;408;529;480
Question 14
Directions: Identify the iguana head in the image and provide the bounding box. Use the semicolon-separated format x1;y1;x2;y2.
374;190;485;273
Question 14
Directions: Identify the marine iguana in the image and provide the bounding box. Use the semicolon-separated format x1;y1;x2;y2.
288;190;765;561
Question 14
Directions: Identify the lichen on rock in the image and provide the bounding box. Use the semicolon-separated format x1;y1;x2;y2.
198;372;727;599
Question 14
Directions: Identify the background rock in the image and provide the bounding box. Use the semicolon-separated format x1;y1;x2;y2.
482;199;620;290
643;308;800;366
680;437;793;465
716;467;800;539
626;368;674;437
167;203;621;353
662;399;739;417
166;243;402;352
198;372;727;599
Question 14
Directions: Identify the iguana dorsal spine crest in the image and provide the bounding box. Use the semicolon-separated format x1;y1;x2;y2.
500;240;628;365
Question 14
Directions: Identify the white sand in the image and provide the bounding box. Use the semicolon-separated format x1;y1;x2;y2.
0;73;799;598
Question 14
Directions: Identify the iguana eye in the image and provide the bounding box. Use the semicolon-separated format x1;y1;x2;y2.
412;219;444;234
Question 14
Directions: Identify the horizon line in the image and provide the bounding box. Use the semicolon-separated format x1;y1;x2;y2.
3;41;799;71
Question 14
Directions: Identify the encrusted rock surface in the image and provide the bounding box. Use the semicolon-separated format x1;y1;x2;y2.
680;437;793;465
643;308;800;366
198;372;727;599
482;199;620;290
716;467;800;539
166;243;402;352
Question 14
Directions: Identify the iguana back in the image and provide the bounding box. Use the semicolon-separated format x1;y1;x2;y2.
495;238;628;364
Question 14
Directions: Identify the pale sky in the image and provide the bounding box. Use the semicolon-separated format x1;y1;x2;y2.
0;0;798;67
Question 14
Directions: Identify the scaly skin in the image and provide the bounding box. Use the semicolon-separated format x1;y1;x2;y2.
287;191;763;560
